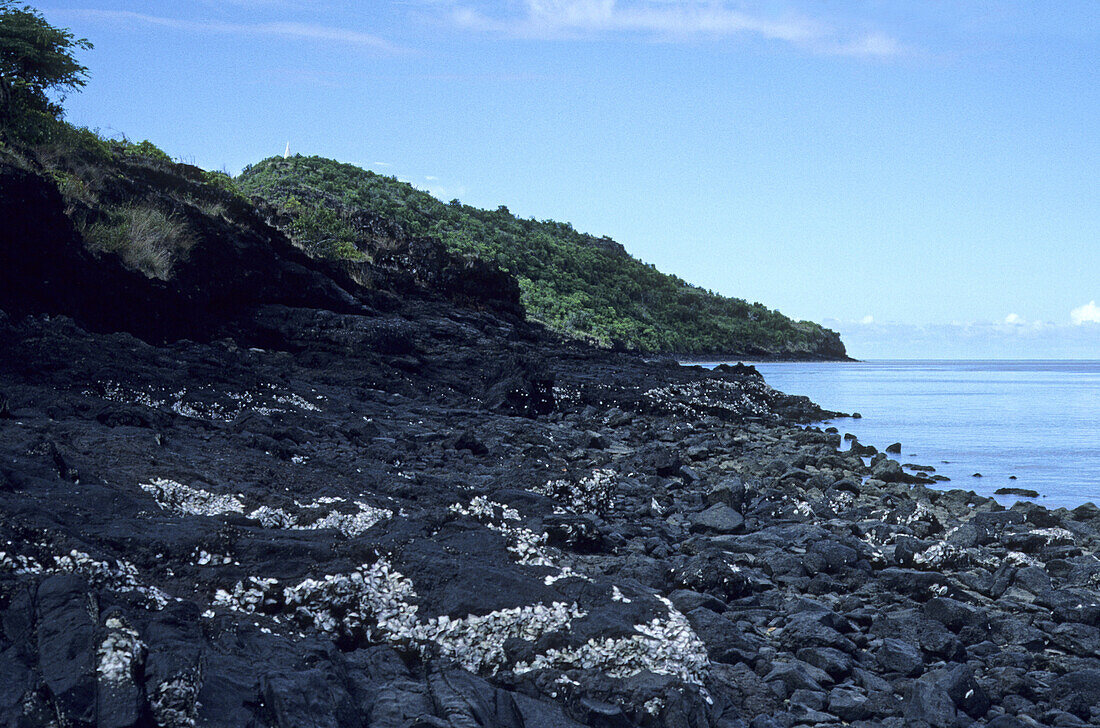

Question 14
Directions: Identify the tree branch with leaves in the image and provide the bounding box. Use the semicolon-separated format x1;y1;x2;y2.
0;1;91;136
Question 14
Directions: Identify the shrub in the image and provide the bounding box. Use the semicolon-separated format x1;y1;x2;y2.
48;167;92;206
32;121;113;166
120;138;172;163
282;194;362;260
201;169;246;201
52;122;111;159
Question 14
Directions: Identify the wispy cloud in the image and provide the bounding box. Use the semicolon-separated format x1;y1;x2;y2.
827;316;1097;359
425;182;468;202
195;0;312;7
1070;301;1100;326
449;0;906;58
825;31;903;58
59;9;405;53
267;68;352;88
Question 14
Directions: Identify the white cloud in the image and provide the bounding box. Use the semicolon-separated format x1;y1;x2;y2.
425;175;439;181
1004;313;1024;325
859;315;874;325
1071;301;1100;326
825;31;902;58
450;0;905;58
196;0;311;6
830;317;1100;360
59;9;405;53
425;183;468;201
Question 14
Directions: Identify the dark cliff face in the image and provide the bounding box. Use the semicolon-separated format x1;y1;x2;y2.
3;154;1100;728
0;159;521;344
0;162;357;342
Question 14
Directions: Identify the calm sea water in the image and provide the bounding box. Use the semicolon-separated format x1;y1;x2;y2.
700;360;1100;510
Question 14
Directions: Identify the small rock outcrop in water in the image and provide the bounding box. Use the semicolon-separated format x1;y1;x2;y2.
3;159;1100;727
997;487;1041;499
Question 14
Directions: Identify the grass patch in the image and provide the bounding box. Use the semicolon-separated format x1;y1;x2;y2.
82;205;195;280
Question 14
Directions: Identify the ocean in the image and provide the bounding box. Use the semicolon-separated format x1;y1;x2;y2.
703;360;1100;510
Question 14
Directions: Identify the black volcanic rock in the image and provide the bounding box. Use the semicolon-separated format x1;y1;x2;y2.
688;504;745;534
996;487;1040;498
904;678;958;727
2;155;1100;727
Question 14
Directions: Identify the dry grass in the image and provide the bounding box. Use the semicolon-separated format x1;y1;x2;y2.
82;205;195;280
195;200;227;220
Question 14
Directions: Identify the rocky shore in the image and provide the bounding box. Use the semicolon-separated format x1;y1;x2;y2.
2;160;1100;727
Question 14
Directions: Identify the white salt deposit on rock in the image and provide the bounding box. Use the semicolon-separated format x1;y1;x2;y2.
450;496;554;566
141;479;391;537
515;596;709;686
283;559;421;640
644;379;774;419
97;616;144;684
297;499;393;538
532;468;617;514
210;558;678;686
213;576;280;614
0;550;44;574
53;550;171;609
93;381;322;422
141;478;246;517
150;673;200;728
417;601;585;674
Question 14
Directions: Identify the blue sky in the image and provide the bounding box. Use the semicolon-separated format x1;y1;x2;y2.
40;1;1100;358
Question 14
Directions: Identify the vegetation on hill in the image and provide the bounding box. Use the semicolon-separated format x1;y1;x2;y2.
0;2;845;358
237;156;847;358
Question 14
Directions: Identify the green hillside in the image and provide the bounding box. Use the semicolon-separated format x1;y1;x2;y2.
236;156;847;359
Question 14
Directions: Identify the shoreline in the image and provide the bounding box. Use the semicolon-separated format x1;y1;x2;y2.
3;307;1100;726
750;359;1100;513
674;353;860;365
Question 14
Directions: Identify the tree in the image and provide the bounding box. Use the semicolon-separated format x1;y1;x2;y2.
0;2;91;128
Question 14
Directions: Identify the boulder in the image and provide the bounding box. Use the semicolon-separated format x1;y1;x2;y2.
934;664;990;719
995;487;1040;498
923;597;986;633
35;575;96;726
689;504;745;534
1051;670;1100;719
876;638;922;677
828;687;870;722
904;679;957;728
871;459;906;483
762;661;830;698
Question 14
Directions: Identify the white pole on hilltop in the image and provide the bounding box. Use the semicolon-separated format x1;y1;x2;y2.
284;141;290;159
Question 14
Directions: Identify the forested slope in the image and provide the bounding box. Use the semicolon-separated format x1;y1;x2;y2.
237;156;848;359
